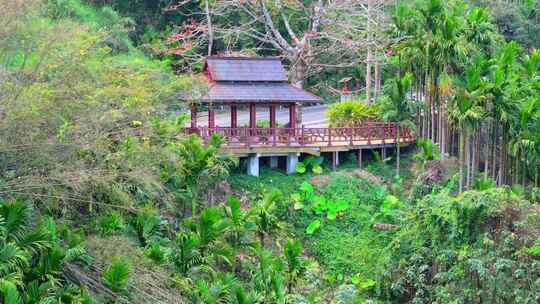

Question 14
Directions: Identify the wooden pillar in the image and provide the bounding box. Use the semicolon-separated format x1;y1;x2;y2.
230;104;237;128
208;103;215;129
249;103;257;129
357;149;363;168
190;106;197;129
289;103;297;129
269;104;277;128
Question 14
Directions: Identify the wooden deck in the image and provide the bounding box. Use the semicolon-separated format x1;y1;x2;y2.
183;122;415;156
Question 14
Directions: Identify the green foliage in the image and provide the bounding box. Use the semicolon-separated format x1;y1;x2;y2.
380;188;539;303
289;175;394;282
283;239;308;292
102;257;131;292
326;99;382;127
292;181;350;233
295;156;324;175
98;211;125;236
373;195;406;223
0;198;93;302
474;178;497;190
130;204;162;246
414;138;440;165
144;243;167;264
173;134;237;216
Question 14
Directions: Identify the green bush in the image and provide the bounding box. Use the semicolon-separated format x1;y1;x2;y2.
102;257;131;292
326;99;382;126
98;211;125;235
380;188;538;303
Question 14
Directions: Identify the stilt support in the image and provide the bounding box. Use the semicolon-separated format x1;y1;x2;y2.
286;153;298;174
270;156;279;169
331;151;338;171
357;149;362;168
247;154;260;177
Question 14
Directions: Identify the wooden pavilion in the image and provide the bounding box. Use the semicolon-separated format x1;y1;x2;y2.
185;56;415;176
190;56;321;135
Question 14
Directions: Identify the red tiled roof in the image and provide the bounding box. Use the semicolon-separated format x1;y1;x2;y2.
204;56;288;82
202;82;322;103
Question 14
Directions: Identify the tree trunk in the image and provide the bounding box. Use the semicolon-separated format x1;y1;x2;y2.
490;122;498;180
396;127;401;177
374;61;381;99
522;159;527;186
205;0;213;56
365;0;373;102
475;130;480;176
366;51;372;102
499;130;507;185
466;134;471;189
484;123;490;180
440;100;445;160
459;129;465;192
470;132;476;188
535;166;538;187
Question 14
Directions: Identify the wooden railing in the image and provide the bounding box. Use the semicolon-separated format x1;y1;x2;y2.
182;122;414;148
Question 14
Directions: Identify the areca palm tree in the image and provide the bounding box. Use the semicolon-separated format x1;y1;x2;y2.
381;73;416;177
448;59;488;191
175;134;237;216
253;190;283;248
0;199;92;303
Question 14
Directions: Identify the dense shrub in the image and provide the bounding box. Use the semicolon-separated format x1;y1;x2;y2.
380;188;540;303
326;99;382;126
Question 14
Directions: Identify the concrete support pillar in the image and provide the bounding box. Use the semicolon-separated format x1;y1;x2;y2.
286;153;298;174
335;151;340;166
331;151;338;171
247;154;260;177
381;147;386;160
357;149;363;168
270;156;279;169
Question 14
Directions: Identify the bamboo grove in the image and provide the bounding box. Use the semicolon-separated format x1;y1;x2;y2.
393;0;540;191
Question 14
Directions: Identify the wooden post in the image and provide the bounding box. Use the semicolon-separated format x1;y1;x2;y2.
231;104;237;128
270;104;277;146
190;106;197;129
328;128;332;146
357;149;362;168
269;104;276;128
249;103;256;139
289;103;297;129
208;103;215;129
301;125;305;146
249;103;257;129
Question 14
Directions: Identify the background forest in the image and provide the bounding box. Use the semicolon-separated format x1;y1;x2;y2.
1;0;540;303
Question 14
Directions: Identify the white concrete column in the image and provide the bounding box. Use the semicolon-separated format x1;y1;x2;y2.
269;156;279;169
247;154;260;177
286;153;299;174
336;152;340;166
